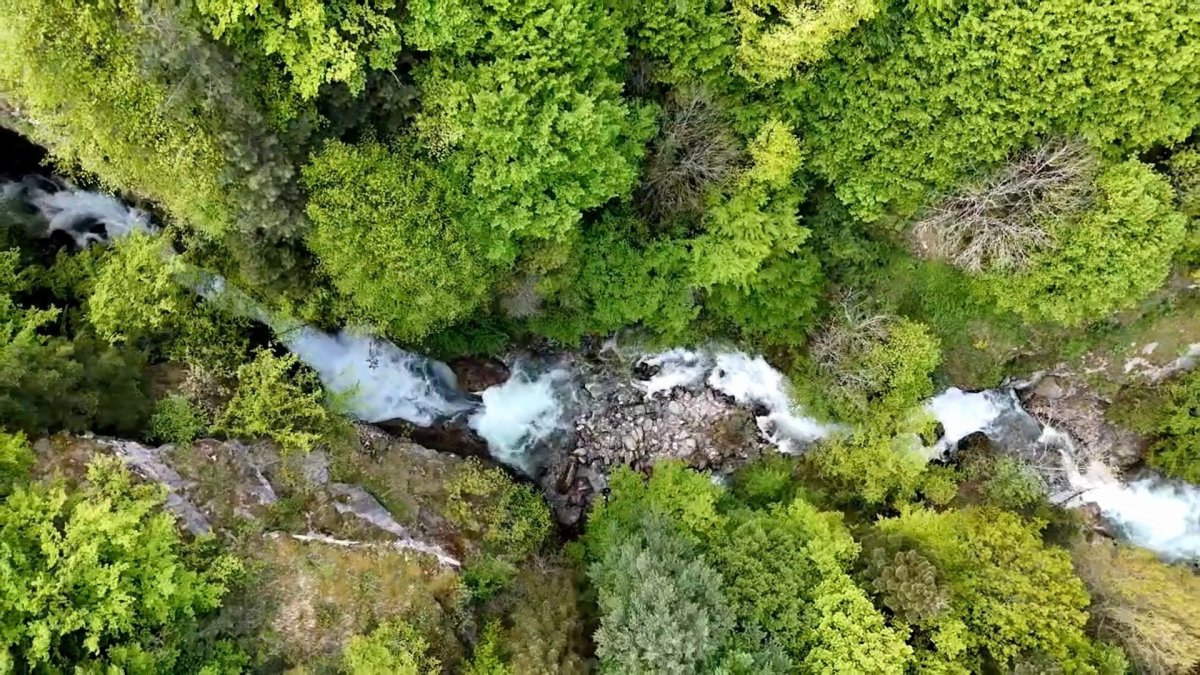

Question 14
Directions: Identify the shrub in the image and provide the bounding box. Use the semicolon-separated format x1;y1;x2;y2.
147;394;206;445
446;459;551;562
0;431;34;497
810;304;942;421
341;619;440;675
1072;539;1200;674
989;160;1187;326
0;456;237;671
733;0;880;82
215;349;346;455
87;232;188;345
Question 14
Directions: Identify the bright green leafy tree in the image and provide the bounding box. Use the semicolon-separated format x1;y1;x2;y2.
0;456;237;672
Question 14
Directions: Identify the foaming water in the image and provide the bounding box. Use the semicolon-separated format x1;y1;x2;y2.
637;347;837;452
2;176;151;246
1045;427;1200;560
281;327;474;427
469;365;573;471
925;387;1040;457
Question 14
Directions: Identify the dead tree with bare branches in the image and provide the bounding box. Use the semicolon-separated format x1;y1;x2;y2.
637;88;742;225
911;139;1099;273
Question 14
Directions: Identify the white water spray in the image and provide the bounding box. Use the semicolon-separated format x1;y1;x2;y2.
1045;427;1200;561
636;347;837;452
1;177;151;246
469;366;573;471
279;327;474;427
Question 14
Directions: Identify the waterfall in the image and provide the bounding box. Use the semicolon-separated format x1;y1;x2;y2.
280;327;476;427
468;364;574;471
1;176;151;246
1045;427;1200;561
927;390;1200;561
9;177;1196;559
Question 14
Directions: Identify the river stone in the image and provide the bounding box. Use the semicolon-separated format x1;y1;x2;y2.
448;356;510;392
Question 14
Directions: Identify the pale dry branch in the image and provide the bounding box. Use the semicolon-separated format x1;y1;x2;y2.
913;139;1098;273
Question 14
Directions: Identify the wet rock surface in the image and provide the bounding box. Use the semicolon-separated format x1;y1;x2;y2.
449;355;511;392
1018;369;1147;469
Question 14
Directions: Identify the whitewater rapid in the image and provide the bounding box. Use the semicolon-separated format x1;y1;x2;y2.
9;179;1200;561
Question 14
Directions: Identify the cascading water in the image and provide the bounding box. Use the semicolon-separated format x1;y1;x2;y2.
1044;427;1200;561
636;347;838;452
10;177;1199;557
281;327;476;427
1;176;151;245
468;364;575;471
926;388;1200;561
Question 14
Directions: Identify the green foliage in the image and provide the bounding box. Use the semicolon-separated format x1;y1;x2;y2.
341;619;440;675
0;456;237;672
464;621;510;675
88;232;188;345
800;0;1200;221
586;462;724;557
0;250;151;435
875;506;1099;671
148;394;206;445
499;560;588;675
961;455;1046;511
1117;370;1200;483
1169;147;1200;217
733;0;880;81
406;0;654;259
731;454;799;508
303;140;495;341
808;311;942;423
446;459;551;562
196;0;403;99
215;349;346;455
808;427;931;507
711;500;911;672
1073;539;1200;674
0;431;34;497
989;160;1187;326
0;0;299;238
866;548;948;625
590;514;734;674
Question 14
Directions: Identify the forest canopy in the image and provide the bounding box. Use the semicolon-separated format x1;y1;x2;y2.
1;0;1199;671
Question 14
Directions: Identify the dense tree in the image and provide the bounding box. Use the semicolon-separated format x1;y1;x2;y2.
405;0;654;260
590;514;735;674
732;0;880;82
341;619;441;675
989;160;1187;326
712;500;911;672
0;456;237;671
0;431;33;497
215;349;347;455
874;506;1109;672
799;0;1200;221
196;0;404;99
302;140;495;341
0;0;301;238
0;249;150;435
